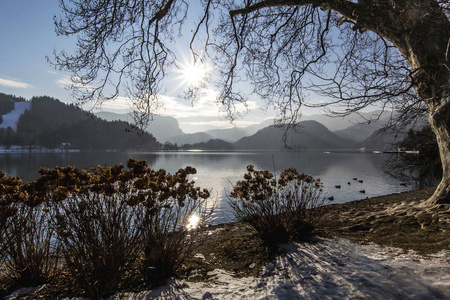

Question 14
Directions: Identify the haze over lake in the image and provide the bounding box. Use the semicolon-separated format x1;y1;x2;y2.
1;150;412;223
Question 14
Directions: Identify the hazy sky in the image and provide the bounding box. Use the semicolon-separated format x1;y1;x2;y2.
0;0;320;133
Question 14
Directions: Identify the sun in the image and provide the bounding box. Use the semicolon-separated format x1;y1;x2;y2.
176;56;210;88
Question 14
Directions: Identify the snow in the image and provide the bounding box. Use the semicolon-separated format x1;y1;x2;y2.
116;237;450;300
6;237;449;299
0;101;31;131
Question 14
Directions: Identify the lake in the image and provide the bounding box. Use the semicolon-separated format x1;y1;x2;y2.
0;150;412;224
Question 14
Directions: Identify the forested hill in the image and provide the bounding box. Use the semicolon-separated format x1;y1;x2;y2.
0;93;26;116
5;96;161;150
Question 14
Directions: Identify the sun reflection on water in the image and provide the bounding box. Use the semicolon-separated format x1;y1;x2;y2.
186;213;201;231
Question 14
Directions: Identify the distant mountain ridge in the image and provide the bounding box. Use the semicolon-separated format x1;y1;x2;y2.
302;110;391;132
334;121;386;144
95;112;184;142
94;110;366;150
96;111;276;144
96;108;390;147
205;119;274;142
165;132;214;145
0;93;404;151
235;121;355;150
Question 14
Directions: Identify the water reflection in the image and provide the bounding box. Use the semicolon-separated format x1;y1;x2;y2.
186;213;201;231
0;150;412;224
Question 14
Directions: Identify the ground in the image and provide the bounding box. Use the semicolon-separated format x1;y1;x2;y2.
180;186;449;280
123;186;449;299
6;186;450;299
316;186;450;255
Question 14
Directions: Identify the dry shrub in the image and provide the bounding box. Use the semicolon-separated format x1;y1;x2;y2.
0;171;15;267
0;171;59;293
229;165;328;246
126;159;211;287
55;194;142;299
38;160;211;298
37;163;142;299
0;160;212;299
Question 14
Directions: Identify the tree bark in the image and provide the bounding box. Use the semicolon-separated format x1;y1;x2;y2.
427;99;450;204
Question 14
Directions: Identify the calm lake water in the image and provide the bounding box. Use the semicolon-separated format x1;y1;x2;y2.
0;150;412;223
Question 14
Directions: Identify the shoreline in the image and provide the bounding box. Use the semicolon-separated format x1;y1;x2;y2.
316;186;449;255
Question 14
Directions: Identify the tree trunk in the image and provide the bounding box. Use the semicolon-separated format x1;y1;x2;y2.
365;1;450;206
426;102;450;205
412;62;450;207
426;97;450;204
409;48;450;206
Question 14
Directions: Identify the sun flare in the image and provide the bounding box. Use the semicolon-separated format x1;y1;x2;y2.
176;57;210;88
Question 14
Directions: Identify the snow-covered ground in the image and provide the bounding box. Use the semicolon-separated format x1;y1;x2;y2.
6;237;449;299
0;101;31;131
117;237;449;300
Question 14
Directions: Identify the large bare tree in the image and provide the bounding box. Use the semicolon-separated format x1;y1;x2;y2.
52;0;450;205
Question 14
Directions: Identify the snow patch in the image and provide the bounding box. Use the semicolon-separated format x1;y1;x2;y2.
116;238;450;300
0;101;31;131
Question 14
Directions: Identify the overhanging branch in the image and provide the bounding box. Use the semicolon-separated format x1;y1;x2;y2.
230;0;357;21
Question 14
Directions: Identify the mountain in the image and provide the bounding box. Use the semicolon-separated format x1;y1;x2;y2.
165;132;214;145
205;119;274;142
165;119;274;145
334;121;386;144
3;96;161;150
302;110;391;132
95;112;184;142
362;128;406;151
94;110;393;147
234;121;355;150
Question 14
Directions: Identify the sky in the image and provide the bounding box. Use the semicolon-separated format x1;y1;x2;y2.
0;0;292;133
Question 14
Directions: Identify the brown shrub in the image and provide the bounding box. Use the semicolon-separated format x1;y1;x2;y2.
229;166;328;247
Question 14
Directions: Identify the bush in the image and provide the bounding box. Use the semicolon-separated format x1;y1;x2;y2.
39;160;211;298
0;161;212;298
229;165;328;246
38;164;141;299
126;159;211;286
0;172;59;293
0;171;15;266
